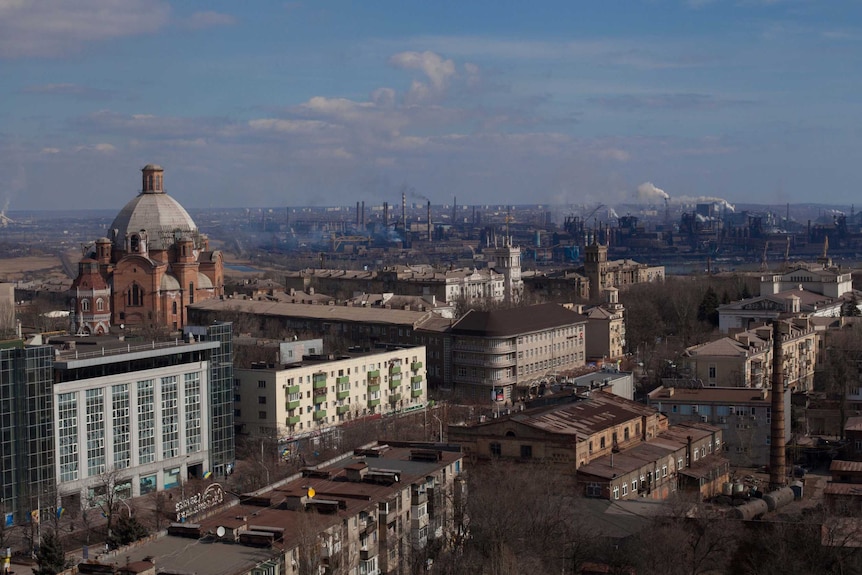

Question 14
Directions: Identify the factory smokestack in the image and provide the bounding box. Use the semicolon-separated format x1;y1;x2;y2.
356;201;360;227
453;196;457;224
361;201;365;229
383;202;389;228
769;320;787;491
427;200;432;242
402;191;407;234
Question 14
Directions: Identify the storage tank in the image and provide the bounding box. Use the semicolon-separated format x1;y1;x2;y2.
732;482;745;495
729;498;768;520
763;487;796;511
722;482;733;496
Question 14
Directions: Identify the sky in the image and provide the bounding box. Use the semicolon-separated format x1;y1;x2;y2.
2;0;861;212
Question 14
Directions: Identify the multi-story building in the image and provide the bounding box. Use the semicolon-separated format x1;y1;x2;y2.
448;303;587;403
682;319;818;391
234;345;427;442
50;323;234;511
647;384;790;467
284;261;515;306
568;287;626;362
448;391;665;469
92;442;465;575
1;324;234;528
582;242;665;301
576;421;727;502
0;345;55;529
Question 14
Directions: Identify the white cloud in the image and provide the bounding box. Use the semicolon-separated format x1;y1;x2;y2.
186;11;236;29
40;147;60;154
389;51;457;103
0;0;170;58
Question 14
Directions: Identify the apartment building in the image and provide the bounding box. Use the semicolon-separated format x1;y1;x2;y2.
647;385;790;467
96;442;465;575
234;346;427;441
448;303;587;403
682;319;818;391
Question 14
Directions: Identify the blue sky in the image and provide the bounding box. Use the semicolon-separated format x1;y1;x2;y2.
2;0;861;212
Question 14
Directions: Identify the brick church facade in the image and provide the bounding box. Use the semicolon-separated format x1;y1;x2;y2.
70;164;224;334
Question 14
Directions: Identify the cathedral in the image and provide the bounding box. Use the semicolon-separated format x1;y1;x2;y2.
70;164;224;334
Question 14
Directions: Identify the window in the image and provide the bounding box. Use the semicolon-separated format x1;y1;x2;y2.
662;465;668;477
258;380;267;388
613;486;619;500
632;479;638;492
708;364;716;379
189;282;195;304
81;298;90;312
490;442;501;457
127;284;144;307
520;445;533;459
258;396;266;404
624;427;630;441
678;457;684;470
622;483;628;496
172;301;177;314
600;437;606;449
96;298;104;311
259;411;267;419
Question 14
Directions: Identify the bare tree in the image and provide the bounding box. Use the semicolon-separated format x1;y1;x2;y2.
88;467;132;548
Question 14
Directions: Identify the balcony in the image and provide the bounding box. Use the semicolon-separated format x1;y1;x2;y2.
287;415;300;425
454;355;517;368
389;378;400;390
411;375;422;384
360;548;376;561
411;361;423;371
337;404;350;415
313;374;327;390
411;490;427;506
411;388;423;398
313;410;327;421
336;375;350;385
368;370;380;379
389;393;401;404
286;384;300;395
368;383;381;393
286;399;300;410
336;389;350;400
368;397;380;407
313;393;326;405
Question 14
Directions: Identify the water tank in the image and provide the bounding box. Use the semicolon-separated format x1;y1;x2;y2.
763;487;796;511
722;482;733;496
729;498;768;520
732;482;745;495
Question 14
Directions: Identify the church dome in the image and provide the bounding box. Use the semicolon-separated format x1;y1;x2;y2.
108;165;198;251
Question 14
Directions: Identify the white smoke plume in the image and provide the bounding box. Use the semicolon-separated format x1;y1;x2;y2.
636;182;669;203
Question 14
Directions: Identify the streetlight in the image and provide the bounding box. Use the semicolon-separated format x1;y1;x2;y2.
431;414;443;443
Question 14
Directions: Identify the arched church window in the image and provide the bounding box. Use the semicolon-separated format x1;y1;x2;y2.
127;284;143;307
130;234;140;253
172;301;177;314
81;298;90;312
189;282;194;304
96;298;104;311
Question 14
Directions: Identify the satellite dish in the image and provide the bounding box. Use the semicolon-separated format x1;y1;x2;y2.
216;526;226;538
